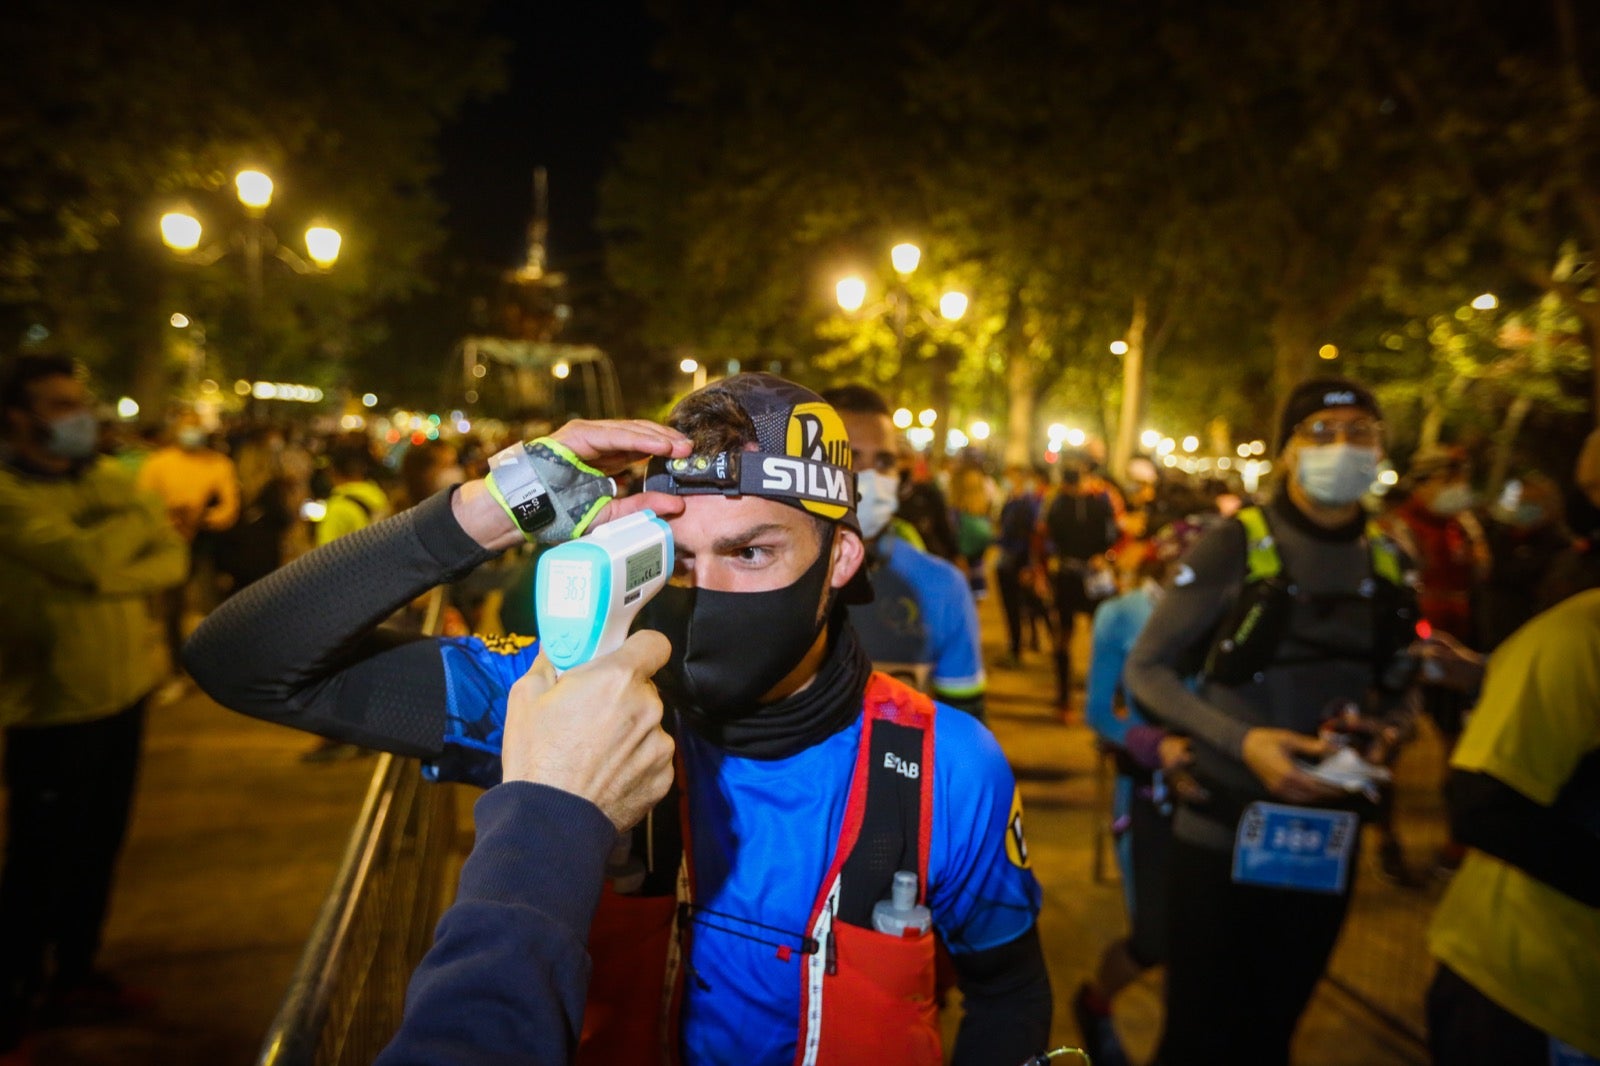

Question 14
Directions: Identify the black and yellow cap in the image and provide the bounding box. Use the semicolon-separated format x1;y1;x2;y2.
644;373;860;533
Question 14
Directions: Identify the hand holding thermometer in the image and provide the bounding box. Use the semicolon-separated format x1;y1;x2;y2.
534;510;674;675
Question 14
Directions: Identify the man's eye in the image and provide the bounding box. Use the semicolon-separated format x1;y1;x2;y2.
734;545;772;564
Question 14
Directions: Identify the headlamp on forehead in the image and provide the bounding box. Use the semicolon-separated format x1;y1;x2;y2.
644;451;859;531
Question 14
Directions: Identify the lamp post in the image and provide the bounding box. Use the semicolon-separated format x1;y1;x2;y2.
160;167;341;398
680;357;707;392
834;242;968;451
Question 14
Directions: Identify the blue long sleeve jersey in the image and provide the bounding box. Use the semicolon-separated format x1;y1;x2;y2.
1084;583;1160;747
437;631;1041;1064
184;489;1042;1064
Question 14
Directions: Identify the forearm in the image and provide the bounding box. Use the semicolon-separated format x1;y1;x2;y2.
1447;769;1600;907
1085;639;1132;747
184;488;498;754
375;782;613;1066
950;925;1053;1066
1124;652;1248;759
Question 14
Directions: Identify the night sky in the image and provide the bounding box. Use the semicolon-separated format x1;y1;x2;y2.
433;0;663;272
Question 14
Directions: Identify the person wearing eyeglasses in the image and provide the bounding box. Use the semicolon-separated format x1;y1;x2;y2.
1122;378;1423;1066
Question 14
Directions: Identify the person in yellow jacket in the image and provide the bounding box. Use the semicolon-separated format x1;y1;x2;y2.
1426;590;1600;1064
0;356;187;1052
314;434;390;547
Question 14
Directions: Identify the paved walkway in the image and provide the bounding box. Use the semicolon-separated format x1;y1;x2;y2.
9;580;1441;1064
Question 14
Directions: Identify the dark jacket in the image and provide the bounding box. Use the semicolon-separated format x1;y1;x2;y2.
375;781;616;1066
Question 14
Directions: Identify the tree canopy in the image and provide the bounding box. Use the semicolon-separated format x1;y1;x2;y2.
0;0;504;407
603;0;1600;470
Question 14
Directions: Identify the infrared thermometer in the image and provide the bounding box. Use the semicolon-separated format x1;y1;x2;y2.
534;510;674;674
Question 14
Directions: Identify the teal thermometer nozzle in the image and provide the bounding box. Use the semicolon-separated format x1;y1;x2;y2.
534;509;673;674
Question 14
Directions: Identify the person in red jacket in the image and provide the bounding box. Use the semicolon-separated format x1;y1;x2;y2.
1383;446;1490;748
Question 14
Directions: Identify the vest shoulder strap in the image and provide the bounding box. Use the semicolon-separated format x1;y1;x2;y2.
834;673;937;928
1237;506;1281;583
1238;504;1404;588
1365;519;1405;587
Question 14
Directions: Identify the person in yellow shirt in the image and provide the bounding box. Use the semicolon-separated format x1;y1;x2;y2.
136;410;240;677
313;434;390;547
302;434;391;762
1427;589;1600;1064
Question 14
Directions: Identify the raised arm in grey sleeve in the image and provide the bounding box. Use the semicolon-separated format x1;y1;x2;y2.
183;488;497;756
1123;519;1253;759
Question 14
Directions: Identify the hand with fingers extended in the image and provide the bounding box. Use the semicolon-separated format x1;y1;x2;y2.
454;419;693;551
1240;727;1345;805
502;630;677;831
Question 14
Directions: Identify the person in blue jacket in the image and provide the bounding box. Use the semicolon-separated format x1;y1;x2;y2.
187;376;1051;1065
822;384;988;720
1075;516;1215;1065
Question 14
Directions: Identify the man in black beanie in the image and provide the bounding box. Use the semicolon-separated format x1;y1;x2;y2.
1120;377;1422;1066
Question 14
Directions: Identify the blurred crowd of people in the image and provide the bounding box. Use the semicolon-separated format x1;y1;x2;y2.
3;354;1596;1065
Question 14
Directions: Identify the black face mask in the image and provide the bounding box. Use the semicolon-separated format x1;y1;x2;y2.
636;539;834;719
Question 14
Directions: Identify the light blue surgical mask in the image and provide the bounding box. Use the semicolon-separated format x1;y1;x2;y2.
855;469;901;540
176;426;207;449
1296;443;1380;507
1429;483;1477;516
43;410;99;461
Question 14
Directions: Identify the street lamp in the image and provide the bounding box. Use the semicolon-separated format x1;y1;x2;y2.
235;170;274;210
161;167;341;391
305;226;342;269
1110;340;1129;355
890;242;922;275
680;357;707;391
836;275;868;313
160;212;203;253
1471;292;1499;311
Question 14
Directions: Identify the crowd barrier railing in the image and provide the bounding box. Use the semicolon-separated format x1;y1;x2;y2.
256;588;459;1066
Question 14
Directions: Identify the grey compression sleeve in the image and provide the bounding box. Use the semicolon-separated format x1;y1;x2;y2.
184;488;497;756
1123;520;1253;759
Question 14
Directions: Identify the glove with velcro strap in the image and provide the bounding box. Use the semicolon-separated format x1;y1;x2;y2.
484;436;617;543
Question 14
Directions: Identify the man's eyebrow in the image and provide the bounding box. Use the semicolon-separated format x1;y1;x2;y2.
711;522;791;553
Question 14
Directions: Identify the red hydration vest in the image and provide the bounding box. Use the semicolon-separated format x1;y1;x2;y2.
577;672;943;1065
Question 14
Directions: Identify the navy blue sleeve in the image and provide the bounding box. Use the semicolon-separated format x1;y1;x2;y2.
375;782;616;1066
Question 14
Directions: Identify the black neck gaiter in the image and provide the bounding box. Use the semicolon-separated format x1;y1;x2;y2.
671;616;873;760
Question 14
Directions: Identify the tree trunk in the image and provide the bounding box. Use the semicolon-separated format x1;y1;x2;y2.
1111;295;1149;482
1486;393;1534;495
1003;346;1037;467
929;343;955;455
1268;309;1319;414
999;285;1038;467
1419;373;1472;449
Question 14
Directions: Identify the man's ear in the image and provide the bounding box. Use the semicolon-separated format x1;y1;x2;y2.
828;526;865;590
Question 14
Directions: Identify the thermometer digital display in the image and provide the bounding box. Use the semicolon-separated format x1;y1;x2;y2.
534;510;673;674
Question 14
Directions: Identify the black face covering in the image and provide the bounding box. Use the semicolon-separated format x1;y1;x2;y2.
637;539;835;720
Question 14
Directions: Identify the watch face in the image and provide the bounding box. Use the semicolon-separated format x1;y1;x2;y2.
512;485;556;531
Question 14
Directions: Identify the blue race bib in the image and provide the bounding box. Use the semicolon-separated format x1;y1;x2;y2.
1232;802;1358;894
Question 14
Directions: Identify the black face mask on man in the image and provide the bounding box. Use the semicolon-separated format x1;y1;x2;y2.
636;537;834;719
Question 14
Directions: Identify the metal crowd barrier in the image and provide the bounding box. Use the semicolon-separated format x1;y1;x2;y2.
256;589;461;1066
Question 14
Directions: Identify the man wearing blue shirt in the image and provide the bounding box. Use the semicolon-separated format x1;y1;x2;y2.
822;385;987;721
188;375;1048;1065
